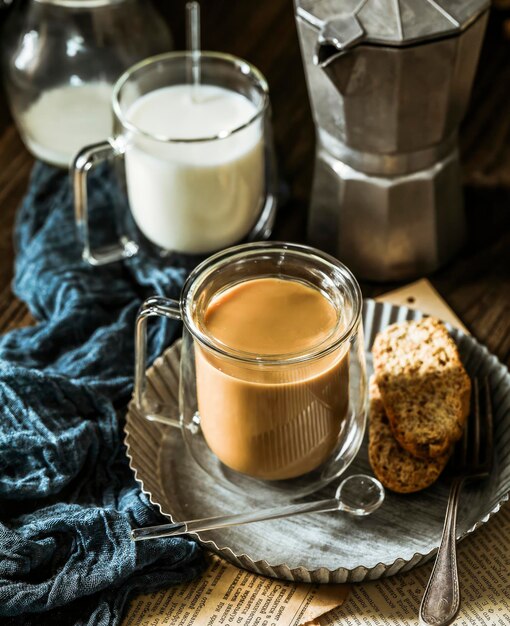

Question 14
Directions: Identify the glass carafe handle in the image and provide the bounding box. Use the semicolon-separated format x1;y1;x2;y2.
73;140;138;266
134;296;182;428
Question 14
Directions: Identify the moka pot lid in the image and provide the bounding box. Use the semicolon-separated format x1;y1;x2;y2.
296;0;490;51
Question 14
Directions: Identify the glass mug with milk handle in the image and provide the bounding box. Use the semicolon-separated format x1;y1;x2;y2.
73;52;277;265
134;242;371;501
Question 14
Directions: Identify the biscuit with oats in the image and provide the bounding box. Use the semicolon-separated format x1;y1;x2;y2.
372;317;471;459
368;379;451;493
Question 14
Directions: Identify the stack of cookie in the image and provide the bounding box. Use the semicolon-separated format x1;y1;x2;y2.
368;317;472;493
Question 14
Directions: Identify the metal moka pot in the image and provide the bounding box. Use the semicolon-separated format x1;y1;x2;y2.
295;0;489;281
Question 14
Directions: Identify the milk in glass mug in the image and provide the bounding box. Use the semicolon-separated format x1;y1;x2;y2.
73;52;277;265
134;242;373;500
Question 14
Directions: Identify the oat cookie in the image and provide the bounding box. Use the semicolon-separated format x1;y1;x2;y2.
372;317;471;459
368;379;451;493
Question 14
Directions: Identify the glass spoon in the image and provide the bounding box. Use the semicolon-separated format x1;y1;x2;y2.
131;474;385;541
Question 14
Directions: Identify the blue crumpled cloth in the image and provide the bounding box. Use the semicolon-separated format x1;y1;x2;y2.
0;163;205;625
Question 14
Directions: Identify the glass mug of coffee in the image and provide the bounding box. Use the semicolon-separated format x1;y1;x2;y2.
73;52;277;266
134;242;368;499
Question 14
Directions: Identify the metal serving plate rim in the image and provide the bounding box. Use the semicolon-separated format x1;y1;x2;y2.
124;299;510;582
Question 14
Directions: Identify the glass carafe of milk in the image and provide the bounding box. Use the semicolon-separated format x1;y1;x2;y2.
1;0;173;168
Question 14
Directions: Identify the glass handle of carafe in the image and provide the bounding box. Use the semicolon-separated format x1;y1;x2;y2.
134;296;182;428
73;140;138;266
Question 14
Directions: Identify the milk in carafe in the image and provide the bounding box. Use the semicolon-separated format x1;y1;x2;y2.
20;82;113;168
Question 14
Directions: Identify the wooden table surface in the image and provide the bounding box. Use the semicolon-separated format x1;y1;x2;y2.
1;0;509;374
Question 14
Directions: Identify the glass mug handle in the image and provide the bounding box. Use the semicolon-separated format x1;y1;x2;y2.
134;296;182;428
73;140;138;266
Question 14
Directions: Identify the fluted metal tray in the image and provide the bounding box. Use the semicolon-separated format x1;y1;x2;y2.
124;300;510;583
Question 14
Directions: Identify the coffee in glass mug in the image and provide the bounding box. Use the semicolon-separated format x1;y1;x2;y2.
194;277;349;480
134;242;367;497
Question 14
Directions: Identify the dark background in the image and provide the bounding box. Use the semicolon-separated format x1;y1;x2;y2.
0;0;510;363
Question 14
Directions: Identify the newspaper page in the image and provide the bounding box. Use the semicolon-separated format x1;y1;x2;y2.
122;554;349;626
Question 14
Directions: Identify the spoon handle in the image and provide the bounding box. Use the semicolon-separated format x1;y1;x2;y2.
131;498;339;541
131;474;385;541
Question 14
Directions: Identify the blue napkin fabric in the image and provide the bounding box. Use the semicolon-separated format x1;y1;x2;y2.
0;163;205;625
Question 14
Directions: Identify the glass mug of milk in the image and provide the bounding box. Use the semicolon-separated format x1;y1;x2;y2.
134;242;367;499
73;52;277;264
